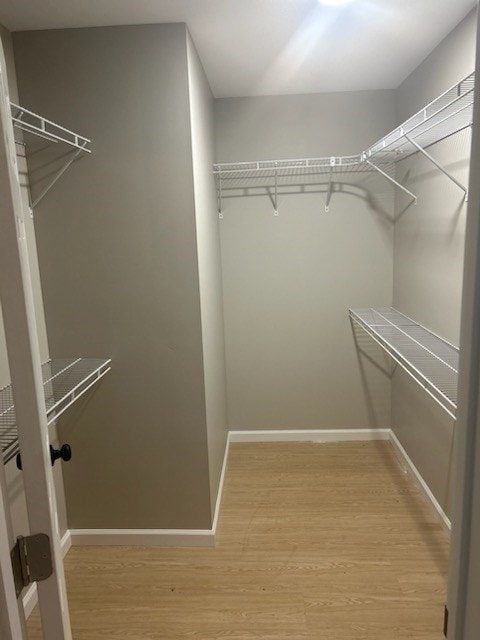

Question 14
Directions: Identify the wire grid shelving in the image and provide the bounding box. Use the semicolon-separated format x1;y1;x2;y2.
0;358;111;464
350;308;458;419
11;103;91;153
364;73;474;164
213;71;475;213
10;102;92;211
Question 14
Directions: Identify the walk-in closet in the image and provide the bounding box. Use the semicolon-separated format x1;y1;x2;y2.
1;1;480;638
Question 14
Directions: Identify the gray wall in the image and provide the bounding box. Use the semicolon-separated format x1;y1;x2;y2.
13;24;214;529
215;91;396;429
0;23;68;542
186;32;228;517
392;8;477;517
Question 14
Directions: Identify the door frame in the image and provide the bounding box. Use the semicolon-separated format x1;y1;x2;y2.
447;8;480;639
0;462;27;639
0;41;72;639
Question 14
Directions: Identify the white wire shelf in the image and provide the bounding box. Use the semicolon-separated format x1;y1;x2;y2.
11;103;91;153
0;358;111;465
364;73;474;163
350;307;458;419
213;154;367;177
213;72;474;215
11;102;92;211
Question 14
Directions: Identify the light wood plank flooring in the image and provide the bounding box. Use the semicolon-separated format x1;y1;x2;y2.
27;442;449;639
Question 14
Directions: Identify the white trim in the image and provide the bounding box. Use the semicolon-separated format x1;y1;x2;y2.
389;430;451;534
228;428;391;443
22;585;38;621
60;530;72;556
23;530;72;619
211;432;231;534
69;432;235;548
69;529;215;547
59;429;449;560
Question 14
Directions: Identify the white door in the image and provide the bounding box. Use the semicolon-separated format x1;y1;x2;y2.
0;42;72;639
447;9;480;638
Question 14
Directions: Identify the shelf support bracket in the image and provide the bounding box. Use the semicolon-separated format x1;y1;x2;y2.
273;164;279;216
216;173;223;219
30;142;87;211
365;159;417;204
404;134;468;201
325;160;335;212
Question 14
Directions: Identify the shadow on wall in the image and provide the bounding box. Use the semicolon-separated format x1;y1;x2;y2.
217;181;402;222
350;320;396;427
16;135;86;211
350;324;450;568
373;437;450;572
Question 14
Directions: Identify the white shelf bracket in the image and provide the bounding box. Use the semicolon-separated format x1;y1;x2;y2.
30;143;87;211
324;159;335;212
216;173;223;219
404;134;469;201
273;164;279;216
365;158;418;205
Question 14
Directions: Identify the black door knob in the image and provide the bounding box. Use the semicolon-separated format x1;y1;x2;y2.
50;444;72;466
16;444;72;471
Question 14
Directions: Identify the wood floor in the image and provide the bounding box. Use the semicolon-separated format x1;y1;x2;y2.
27;442;449;639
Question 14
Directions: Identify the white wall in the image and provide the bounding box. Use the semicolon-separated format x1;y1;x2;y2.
186;31;228;518
392;8;477;517
215;90;396;430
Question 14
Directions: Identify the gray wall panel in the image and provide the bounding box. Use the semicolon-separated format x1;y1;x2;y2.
392;8;477;516
13;24;212;529
215;90;396;430
186;32;228;517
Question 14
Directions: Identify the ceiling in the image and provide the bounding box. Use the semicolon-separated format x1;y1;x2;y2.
0;0;476;98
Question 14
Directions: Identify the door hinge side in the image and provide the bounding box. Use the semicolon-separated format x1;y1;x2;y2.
10;534;53;597
444;605;449;638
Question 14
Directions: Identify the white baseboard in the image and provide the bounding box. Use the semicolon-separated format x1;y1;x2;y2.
390;430;451;534
212;432;231;533
69;528;215;547
69;433;233;548
23;529;71;618
229;428;391;443
46;428;447;568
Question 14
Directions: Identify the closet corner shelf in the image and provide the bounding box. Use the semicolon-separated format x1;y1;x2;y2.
214;71;474;215
0;357;111;465
349;307;458;419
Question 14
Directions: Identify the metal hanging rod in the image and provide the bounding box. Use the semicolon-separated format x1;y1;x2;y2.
213;71;474;215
